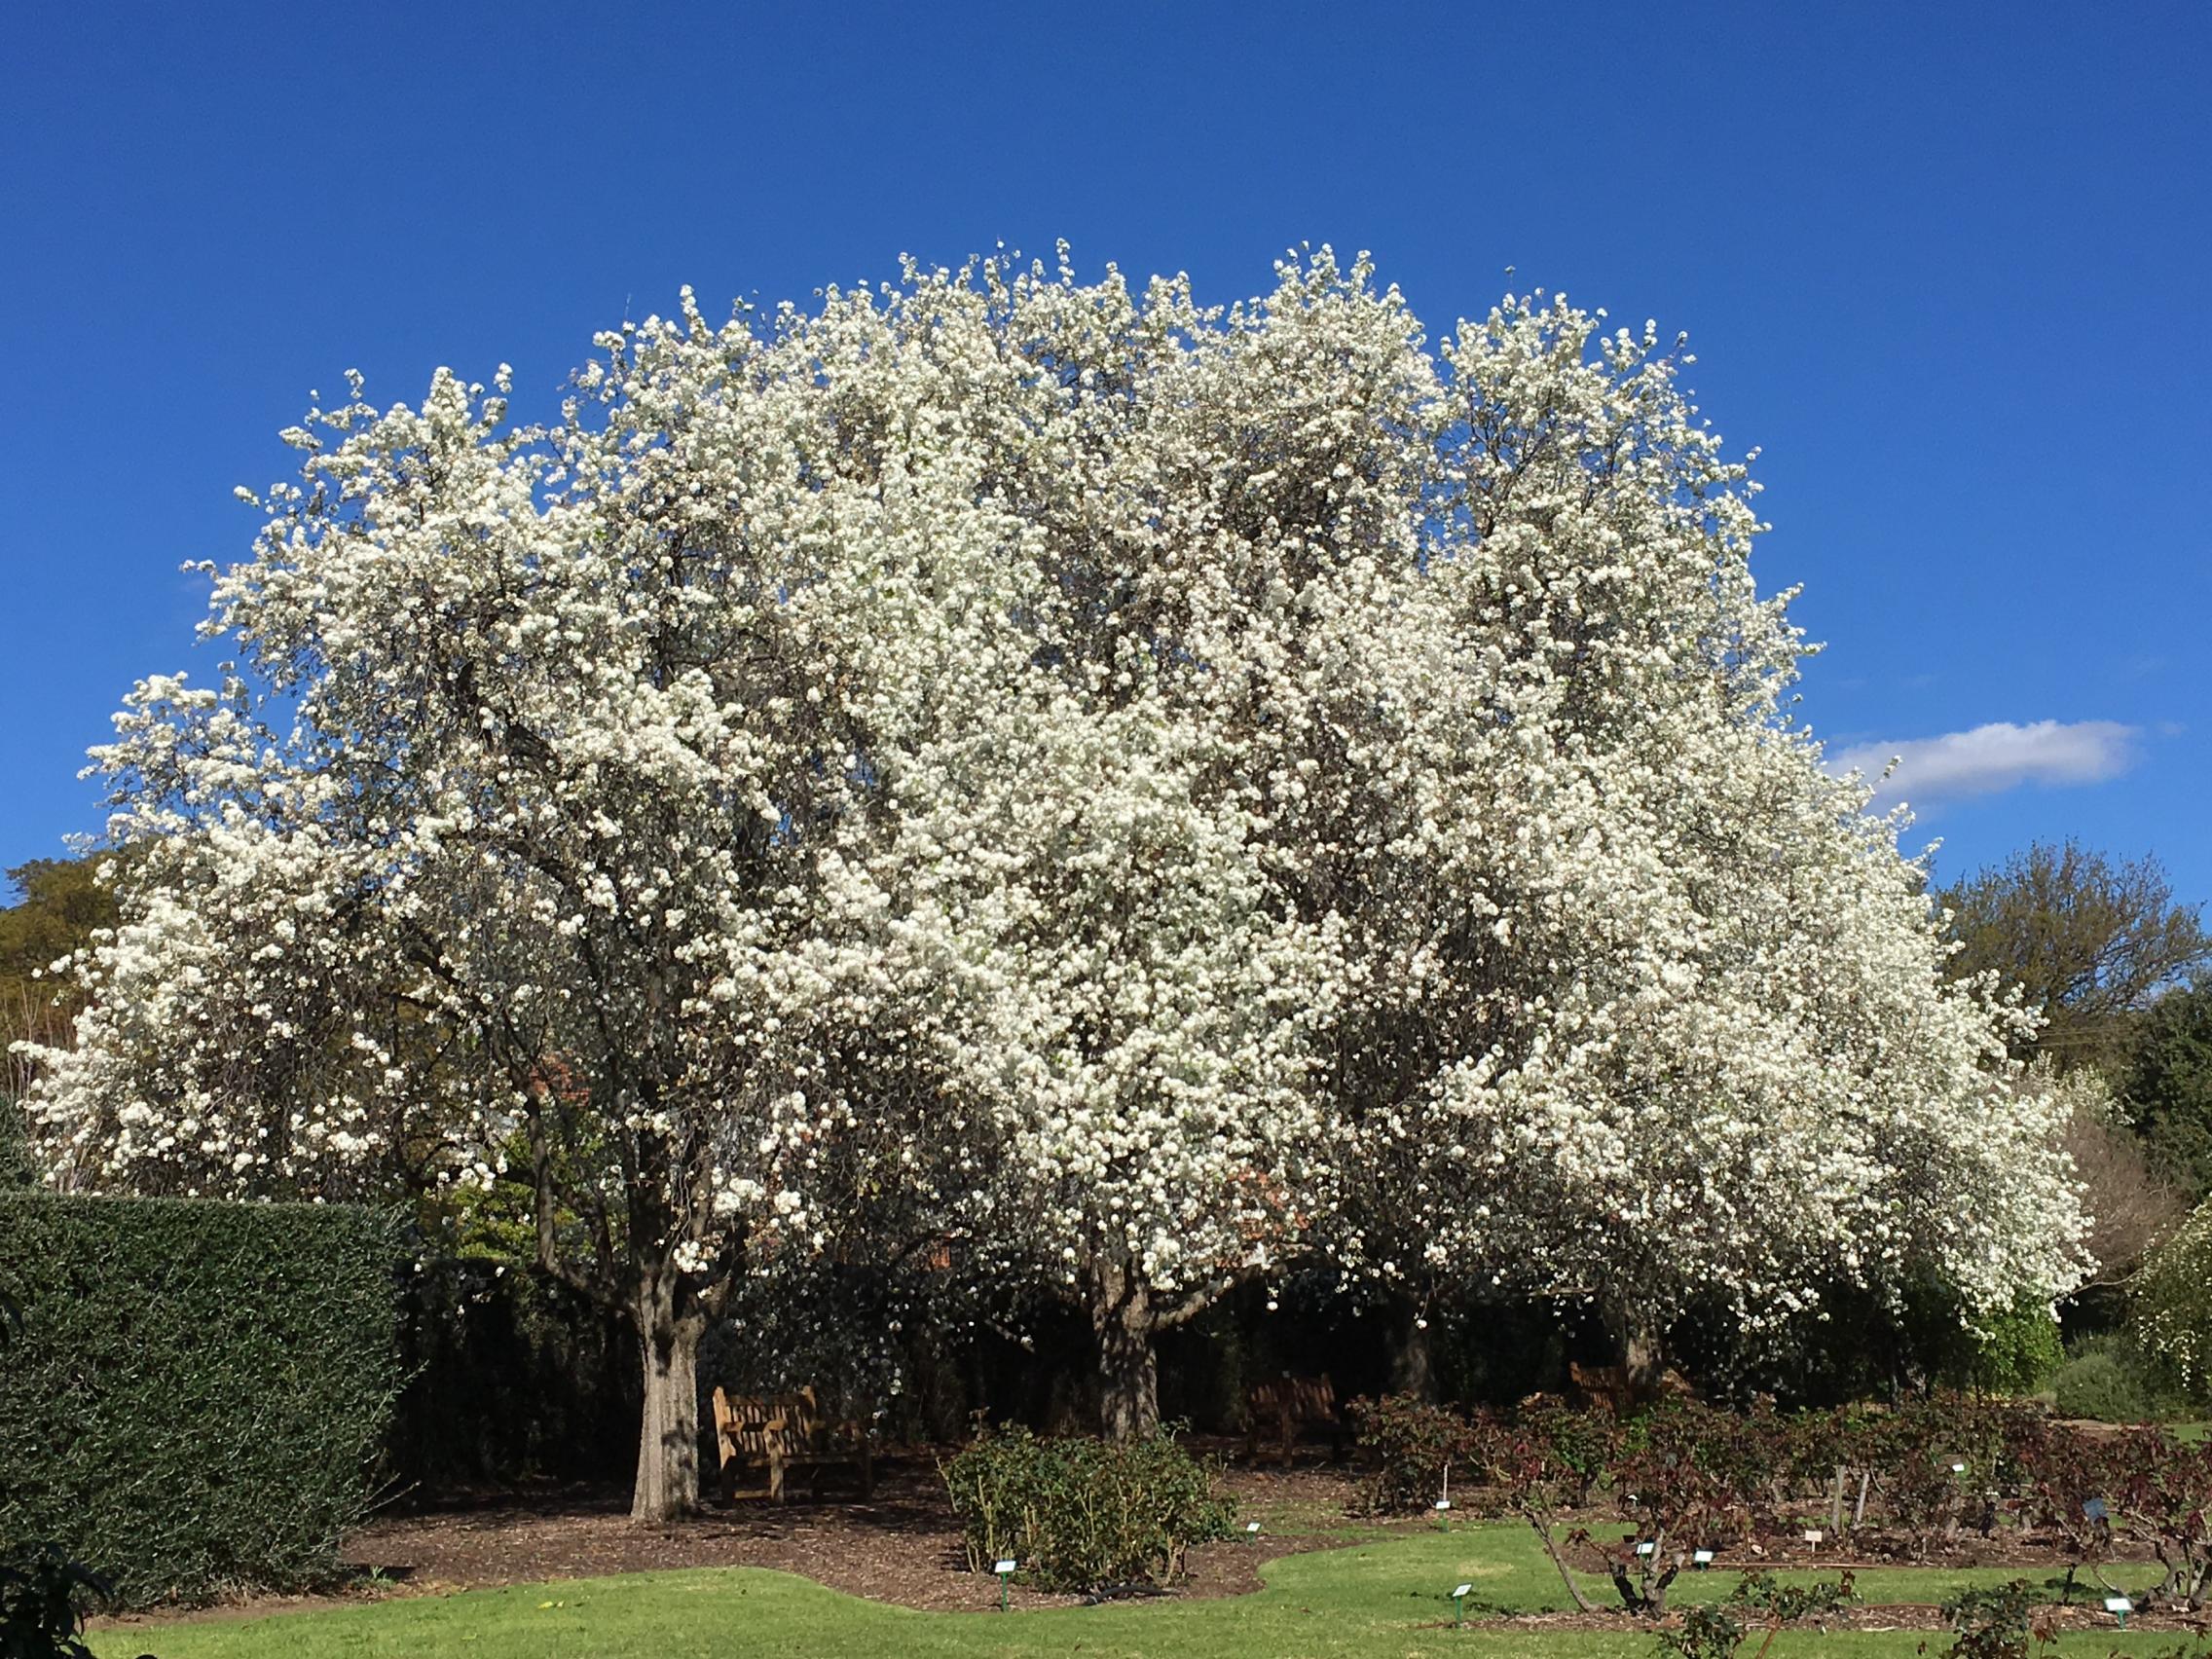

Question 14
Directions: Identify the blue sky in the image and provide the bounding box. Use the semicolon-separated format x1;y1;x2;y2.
2;1;2205;906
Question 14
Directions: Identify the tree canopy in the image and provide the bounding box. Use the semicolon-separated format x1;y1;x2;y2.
21;250;2086;1515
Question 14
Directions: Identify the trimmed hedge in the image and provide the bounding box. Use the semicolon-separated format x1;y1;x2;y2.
0;1193;402;1607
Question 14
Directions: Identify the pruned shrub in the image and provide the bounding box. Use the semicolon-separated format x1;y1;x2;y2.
1934;1579;2054;1659
0;1193;402;1608
1599;1403;1791;1613
1346;1394;1492;1514
940;1424;1234;1593
1654;1570;1856;1659
2103;1427;2212;1610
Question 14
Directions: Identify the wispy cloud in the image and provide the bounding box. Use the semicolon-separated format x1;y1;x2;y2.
1828;719;2141;810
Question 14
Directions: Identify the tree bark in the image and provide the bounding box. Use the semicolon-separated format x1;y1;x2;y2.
631;1265;705;1523
1090;1258;1160;1441
1389;1299;1436;1400
1604;1302;1667;1399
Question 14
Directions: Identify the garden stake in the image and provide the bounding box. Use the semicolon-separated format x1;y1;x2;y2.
1452;1583;1472;1629
994;1558;1015;1612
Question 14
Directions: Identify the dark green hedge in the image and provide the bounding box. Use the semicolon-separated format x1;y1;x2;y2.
0;1193;402;1607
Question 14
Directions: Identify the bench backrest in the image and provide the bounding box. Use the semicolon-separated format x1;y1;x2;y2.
713;1385;821;1458
1248;1373;1337;1423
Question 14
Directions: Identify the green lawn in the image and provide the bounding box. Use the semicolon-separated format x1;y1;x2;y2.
98;1523;2183;1659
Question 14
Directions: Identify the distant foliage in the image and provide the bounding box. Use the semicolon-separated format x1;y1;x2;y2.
940;1425;1233;1592
2135;1199;2212;1393
0;1194;401;1607
2047;1333;2190;1422
1948;1297;2065;1397
2129;979;2212;1198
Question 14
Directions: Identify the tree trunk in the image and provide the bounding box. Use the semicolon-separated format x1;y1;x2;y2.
1090;1258;1160;1441
1389;1300;1436;1400
631;1266;705;1523
1604;1302;1667;1398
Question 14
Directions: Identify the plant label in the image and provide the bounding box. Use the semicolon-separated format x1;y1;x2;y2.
993;1559;1017;1576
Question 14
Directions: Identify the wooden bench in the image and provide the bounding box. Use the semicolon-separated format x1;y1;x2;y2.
711;1385;874;1502
1244;1373;1345;1465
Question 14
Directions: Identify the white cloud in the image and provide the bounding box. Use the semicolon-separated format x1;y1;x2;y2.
1827;719;2141;810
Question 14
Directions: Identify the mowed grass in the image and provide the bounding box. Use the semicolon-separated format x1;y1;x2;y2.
97;1521;2191;1659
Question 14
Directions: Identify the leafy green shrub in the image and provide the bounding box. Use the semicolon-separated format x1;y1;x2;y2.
0;1193;401;1608
2049;1332;2198;1422
1947;1299;2064;1396
1934;1579;2054;1659
940;1424;1233;1592
0;1543;156;1659
2051;1348;2154;1422
1658;1600;1747;1658
1346;1394;1489;1514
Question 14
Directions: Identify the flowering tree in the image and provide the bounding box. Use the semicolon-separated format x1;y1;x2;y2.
26;249;2085;1487
22;289;1012;1518
1272;287;2087;1372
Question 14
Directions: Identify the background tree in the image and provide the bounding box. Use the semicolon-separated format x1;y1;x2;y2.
2126;977;2212;1198
1938;839;2211;1073
2048;1066;2189;1288
0;857;117;1104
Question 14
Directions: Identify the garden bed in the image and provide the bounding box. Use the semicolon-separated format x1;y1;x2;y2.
97;1456;1368;1632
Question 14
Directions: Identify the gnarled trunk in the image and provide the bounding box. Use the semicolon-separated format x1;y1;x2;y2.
631;1265;705;1522
1090;1258;1159;1441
